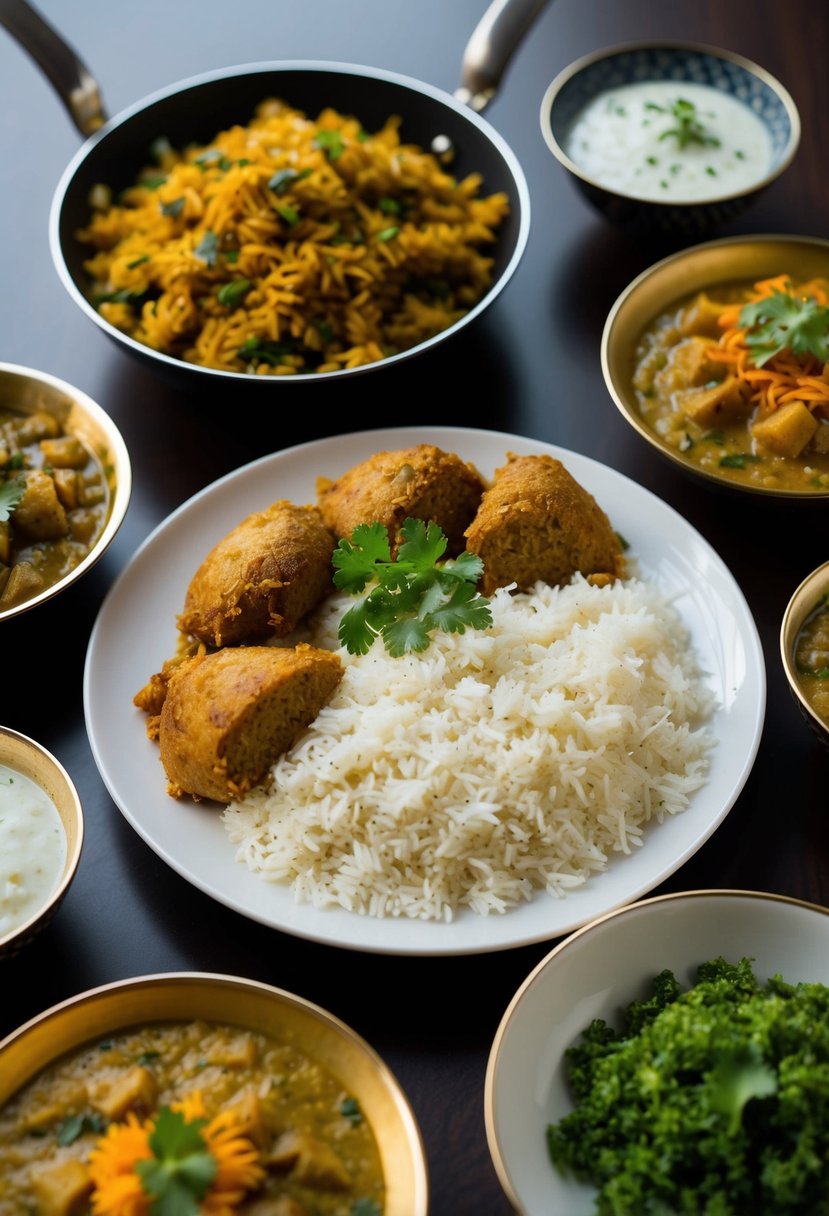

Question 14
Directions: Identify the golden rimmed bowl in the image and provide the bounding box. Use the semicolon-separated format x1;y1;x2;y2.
485;888;829;1216
0;971;430;1215
0;725;84;959
0;362;131;623
540;42;800;237
780;559;829;748
601;233;829;499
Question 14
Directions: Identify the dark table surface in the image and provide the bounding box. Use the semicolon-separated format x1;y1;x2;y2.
1;1;827;1212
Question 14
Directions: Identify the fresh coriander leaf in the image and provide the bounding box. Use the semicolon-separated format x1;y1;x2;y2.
444;550;484;582
340;1096;363;1126
428;579;493;635
332;523;393;592
382;615;431;656
704;430;725;446
136;1107;216;1213
719;453;760;469
141;174;167;190
194;230;219;266
378;196;400;215
334;518;491;656
376;226;399;242
223;249;240;263
315;129;345;160
56;1112;106;1146
739;287;829;367
160;197;184;217
127;255;150;269
238;337;294;367
657;96;720;151
397;518;447;570
268;167;312;194
351;1201;381;1216
137;1050;161;1065
217;279;252;308
0;479;24;522
276;204;300;226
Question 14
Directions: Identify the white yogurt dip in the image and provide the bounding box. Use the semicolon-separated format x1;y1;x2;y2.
0;763;66;938
563;80;773;202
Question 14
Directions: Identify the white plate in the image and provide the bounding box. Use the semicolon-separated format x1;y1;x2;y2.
485;890;829;1215
84;426;765;956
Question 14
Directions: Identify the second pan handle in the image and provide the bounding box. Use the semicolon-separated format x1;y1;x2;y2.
0;0;106;137
457;0;551;113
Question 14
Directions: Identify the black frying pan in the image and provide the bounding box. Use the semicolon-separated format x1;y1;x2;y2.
0;0;545;386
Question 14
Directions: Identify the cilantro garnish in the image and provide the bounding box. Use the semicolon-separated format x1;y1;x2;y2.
238;336;294;367
276;203;300;227
194;230;219;266
340;1096;363;1126
268;167;312;194
0;479;24;522
160;197;184;217
653;97;721;151
217;279;252;308
375;226;399;242
134;1107;217;1214
333;518;492;658
56;1112;107;1146
315;129;346;160
739;286;829;367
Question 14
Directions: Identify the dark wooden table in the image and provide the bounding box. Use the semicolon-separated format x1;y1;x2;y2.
1;2;827;1212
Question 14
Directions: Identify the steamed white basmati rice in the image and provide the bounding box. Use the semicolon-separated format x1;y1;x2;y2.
222;575;716;921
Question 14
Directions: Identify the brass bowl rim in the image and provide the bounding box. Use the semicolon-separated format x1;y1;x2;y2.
780;558;829;737
0;724;84;953
0;969;430;1214
600;232;829;500
539;39;801;206
0;360;132;623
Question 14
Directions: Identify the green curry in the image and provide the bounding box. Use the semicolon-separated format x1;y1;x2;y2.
0;1019;385;1215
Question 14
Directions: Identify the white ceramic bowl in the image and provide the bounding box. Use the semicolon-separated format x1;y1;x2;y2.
485;889;829;1216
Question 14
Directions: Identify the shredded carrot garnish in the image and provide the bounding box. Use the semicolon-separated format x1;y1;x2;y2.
708;275;829;421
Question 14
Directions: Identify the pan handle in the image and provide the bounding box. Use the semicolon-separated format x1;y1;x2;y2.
457;0;550;112
0;0;106;137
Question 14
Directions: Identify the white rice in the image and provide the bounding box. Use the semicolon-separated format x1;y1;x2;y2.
222;576;716;921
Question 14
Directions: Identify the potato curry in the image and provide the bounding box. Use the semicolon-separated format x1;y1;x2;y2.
632;275;829;492
795;595;829;724
0;1019;385;1215
0;407;111;611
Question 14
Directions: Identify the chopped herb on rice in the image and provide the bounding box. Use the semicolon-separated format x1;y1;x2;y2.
223;576;716;921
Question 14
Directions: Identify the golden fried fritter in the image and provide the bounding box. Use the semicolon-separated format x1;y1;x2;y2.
178;500;336;647
464;453;624;595
158;643;343;802
316;444;484;555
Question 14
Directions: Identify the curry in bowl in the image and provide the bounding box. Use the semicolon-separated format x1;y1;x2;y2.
0;973;428;1216
602;235;829;496
0;363;131;619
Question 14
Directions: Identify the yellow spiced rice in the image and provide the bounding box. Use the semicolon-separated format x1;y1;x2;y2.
78;99;510;375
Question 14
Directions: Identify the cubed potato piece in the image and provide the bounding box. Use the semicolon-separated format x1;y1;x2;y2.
7;411;61;445
268;1130;350;1190
0;561;44;608
752;401;819;458
53;468;81;510
68;508;100;545
679;291;727;338
677;377;751;427
39;436;88;469
655;336;721;395
206;1033;258;1069
13;470;68;540
31;1158;92;1216
91;1065;158;1120
225;1089;270;1149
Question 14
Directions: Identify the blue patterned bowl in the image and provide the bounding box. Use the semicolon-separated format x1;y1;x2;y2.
540;42;800;237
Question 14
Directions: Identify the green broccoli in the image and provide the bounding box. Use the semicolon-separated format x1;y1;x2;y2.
547;957;829;1214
